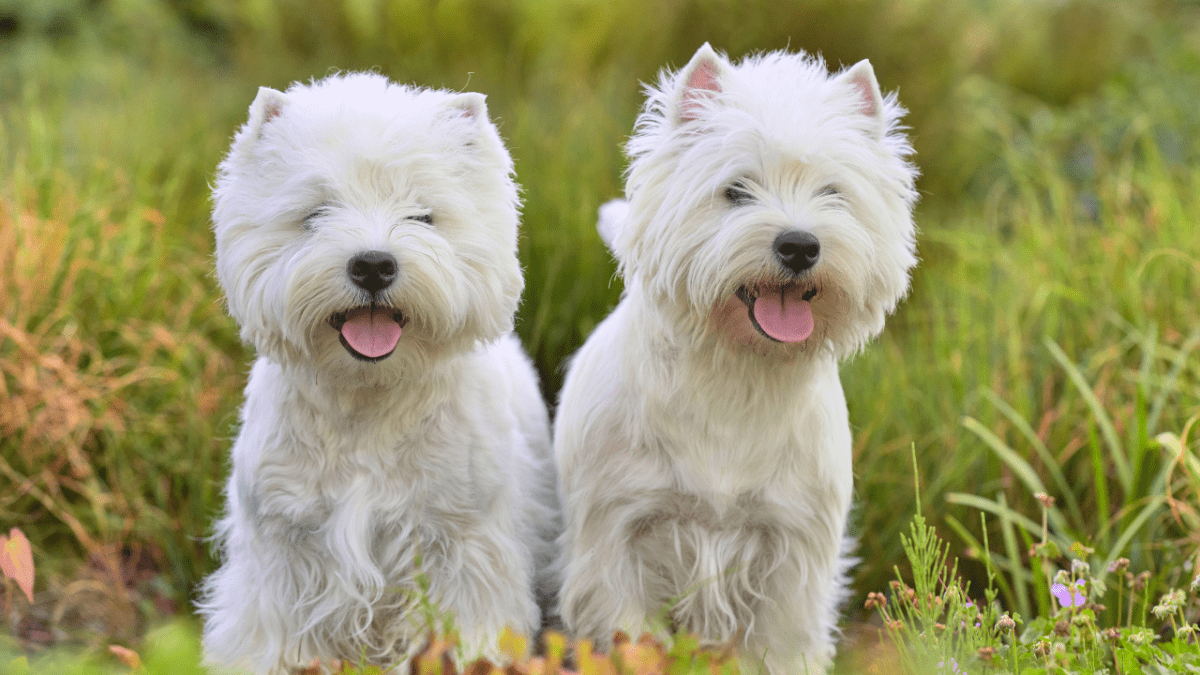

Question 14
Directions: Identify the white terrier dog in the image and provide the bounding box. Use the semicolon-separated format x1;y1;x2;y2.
198;73;556;674
554;45;918;673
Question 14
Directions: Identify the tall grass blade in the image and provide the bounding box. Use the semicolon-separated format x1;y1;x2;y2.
977;387;1085;527
945;492;1062;548
1100;496;1166;575
1046;338;1131;491
954;492;1030;619
961;415;1072;535
1147;327;1200;436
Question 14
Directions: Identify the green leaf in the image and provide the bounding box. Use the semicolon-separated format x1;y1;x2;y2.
1046;338;1131;491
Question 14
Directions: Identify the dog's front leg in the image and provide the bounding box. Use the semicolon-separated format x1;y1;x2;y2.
557;498;668;649
423;525;540;665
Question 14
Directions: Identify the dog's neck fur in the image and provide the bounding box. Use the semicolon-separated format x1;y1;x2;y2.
273;351;465;442
618;290;844;495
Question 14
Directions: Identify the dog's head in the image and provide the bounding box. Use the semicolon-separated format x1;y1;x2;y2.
212;73;522;381
612;44;918;359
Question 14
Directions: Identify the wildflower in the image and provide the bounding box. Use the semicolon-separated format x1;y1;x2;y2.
934;623;946;632
1152;589;1186;619
937;658;964;674
1034;492;1055;509
976;647;995;662
1192;575;1200;595
1070;559;1090;577
1130;571;1150;592
1177;624;1197;639
1103;627;1120;643
1051;580;1087;609
997;615;1015;631
864;592;887;611
1052;569;1071;586
1053;620;1070;637
1108;558;1130;574
1127;629;1150;645
1033;637;1052;657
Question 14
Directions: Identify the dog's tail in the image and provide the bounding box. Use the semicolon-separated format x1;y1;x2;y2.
596;199;629;255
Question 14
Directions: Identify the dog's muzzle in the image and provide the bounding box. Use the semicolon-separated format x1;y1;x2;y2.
736;283;818;343
328;305;408;362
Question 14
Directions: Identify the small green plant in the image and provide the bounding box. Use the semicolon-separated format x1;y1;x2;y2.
868;456;1200;674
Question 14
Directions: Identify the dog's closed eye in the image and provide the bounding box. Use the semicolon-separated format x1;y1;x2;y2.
725;181;754;206
411;212;434;226
302;203;332;230
817;184;841;199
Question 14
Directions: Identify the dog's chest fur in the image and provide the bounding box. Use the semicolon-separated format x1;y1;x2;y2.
622;330;852;635
245;384;492;553
624;489;791;635
231;360;508;648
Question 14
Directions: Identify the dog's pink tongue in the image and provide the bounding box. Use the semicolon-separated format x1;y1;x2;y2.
754;286;814;342
341;307;402;358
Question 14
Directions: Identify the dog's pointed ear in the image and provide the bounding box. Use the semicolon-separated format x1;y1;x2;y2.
246;87;289;139
440;93;498;151
838;60;886;139
671;43;730;126
443;92;489;122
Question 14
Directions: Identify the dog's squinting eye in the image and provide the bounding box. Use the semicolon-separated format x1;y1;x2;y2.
725;182;754;206
412;213;434;226
817;185;841;198
302;205;329;230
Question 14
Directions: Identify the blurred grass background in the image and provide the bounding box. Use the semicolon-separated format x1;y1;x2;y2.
0;0;1198;667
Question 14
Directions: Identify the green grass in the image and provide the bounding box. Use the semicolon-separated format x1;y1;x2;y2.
1;0;1198;671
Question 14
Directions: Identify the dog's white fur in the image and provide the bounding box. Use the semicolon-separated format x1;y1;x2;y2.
198;73;556;674
554;45;917;673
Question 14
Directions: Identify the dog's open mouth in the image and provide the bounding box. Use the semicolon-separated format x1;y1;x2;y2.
328;305;408;362
735;284;818;343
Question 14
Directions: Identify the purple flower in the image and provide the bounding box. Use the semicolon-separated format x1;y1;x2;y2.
1051;580;1087;608
938;658;964;674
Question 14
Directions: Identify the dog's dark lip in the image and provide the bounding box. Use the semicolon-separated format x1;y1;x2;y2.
734;283;819;343
327;305;408;363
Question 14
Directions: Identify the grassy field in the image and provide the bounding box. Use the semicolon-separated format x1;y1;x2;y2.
1;0;1198;672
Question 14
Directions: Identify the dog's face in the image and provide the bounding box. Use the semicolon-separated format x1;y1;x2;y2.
615;45;918;358
212;73;522;381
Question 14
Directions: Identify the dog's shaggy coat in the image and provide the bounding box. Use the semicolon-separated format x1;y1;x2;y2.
554;45;918;674
198;73;556;674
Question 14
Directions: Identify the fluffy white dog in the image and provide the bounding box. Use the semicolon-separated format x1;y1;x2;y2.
198;73;556;674
554;45;918;673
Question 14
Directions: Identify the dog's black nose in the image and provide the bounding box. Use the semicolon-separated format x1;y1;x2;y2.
347;250;398;293
773;230;820;275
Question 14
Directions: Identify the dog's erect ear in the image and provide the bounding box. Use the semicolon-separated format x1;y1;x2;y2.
838;60;886;139
440;93;495;150
443;92;489;122
672;43;730;125
247;87;289;139
596;199;629;257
